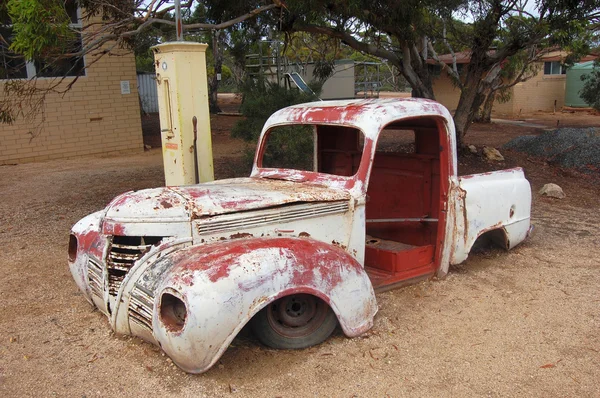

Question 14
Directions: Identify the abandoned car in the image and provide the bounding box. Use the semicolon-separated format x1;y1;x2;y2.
68;98;532;373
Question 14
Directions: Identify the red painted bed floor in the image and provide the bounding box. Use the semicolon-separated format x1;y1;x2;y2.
364;235;436;290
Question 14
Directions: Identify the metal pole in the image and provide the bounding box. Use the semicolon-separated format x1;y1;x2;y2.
276;41;281;86
175;0;183;41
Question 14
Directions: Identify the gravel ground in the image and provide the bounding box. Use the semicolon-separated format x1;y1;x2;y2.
1;120;600;397
503;128;600;173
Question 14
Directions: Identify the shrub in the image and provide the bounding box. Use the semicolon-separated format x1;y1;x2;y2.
580;60;600;111
232;78;321;170
232;78;320;142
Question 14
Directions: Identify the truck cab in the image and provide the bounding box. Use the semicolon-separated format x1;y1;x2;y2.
69;98;532;373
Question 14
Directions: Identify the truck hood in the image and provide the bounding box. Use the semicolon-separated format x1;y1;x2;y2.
104;177;351;222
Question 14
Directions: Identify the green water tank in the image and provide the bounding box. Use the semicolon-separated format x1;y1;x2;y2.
565;61;596;107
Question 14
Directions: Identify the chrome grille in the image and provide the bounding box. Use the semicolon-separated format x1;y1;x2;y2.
87;258;103;298
196;201;350;235
107;236;162;296
128;284;154;331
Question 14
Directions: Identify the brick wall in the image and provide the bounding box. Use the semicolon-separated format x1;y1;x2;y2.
431;70;462;113
0;48;143;165
511;73;566;115
431;60;568;117
431;69;517;117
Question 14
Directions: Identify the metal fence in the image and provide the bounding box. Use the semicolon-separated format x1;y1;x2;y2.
137;73;159;113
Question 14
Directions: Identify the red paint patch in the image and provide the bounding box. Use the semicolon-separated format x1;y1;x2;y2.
168;238;360;289
103;221;126;236
77;229;105;258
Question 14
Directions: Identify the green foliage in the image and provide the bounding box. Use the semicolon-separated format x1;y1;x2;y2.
135;51;155;73
232;78;320;169
232;78;320;142
7;0;74;61
580;60;600;111
207;64;232;80
261;125;315;170
132;25;166;73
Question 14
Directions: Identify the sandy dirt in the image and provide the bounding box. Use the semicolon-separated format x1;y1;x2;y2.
1;105;599;397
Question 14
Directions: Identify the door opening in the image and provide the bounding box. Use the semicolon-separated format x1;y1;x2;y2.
364;117;446;289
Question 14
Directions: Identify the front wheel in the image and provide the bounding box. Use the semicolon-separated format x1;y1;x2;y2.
251;294;338;349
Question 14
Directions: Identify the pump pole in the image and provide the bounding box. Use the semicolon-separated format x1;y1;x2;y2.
174;0;183;41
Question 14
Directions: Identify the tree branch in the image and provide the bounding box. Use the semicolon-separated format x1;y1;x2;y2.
288;23;402;67
427;40;463;89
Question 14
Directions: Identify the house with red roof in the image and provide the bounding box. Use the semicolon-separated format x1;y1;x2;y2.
429;50;596;116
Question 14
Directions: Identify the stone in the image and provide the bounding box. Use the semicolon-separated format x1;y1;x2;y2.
468;145;478;154
483;146;504;161
539;183;566;199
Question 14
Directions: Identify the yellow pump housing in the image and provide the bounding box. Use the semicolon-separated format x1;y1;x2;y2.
153;42;214;185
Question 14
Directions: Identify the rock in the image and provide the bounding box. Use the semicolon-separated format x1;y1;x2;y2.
539;183;566;199
468;145;477;154
483;146;504;161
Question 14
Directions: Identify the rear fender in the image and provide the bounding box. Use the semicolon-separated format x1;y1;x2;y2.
450;168;532;265
151;237;378;374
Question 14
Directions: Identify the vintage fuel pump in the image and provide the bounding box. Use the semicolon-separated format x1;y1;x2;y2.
152;42;214;186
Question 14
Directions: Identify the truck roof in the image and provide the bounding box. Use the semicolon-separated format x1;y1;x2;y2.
264;98;455;140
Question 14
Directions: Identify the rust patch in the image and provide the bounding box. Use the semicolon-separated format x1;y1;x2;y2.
230;232;253;239
161;200;173;209
299;232;310;238
160;292;187;334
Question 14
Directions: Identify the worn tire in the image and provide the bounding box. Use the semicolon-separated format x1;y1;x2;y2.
251;294;338;349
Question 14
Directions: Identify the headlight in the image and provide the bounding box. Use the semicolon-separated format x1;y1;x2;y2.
68;234;78;262
160;292;187;332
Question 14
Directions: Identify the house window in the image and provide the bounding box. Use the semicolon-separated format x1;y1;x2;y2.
0;1;85;80
0;23;27;79
544;61;565;75
428;64;441;77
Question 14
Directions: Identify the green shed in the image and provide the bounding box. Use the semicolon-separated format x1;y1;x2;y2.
565;61;596;107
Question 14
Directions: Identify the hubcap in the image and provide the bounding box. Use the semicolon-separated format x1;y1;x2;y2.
267;294;327;338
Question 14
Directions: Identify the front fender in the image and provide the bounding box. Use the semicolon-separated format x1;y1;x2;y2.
151;237;378;374
69;211;107;304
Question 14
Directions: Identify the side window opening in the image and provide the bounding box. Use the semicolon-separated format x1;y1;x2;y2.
261;125;316;171
260;124;364;177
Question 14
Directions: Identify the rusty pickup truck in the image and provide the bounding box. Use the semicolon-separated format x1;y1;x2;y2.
68;98;532;373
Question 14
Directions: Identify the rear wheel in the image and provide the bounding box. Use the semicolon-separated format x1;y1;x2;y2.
251;294;337;349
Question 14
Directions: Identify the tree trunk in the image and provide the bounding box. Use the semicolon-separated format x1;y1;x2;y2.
208;30;222;114
398;42;435;100
479;91;495;123
453;66;486;148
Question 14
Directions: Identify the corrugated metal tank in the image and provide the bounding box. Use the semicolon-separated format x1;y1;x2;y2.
564;61;595;107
